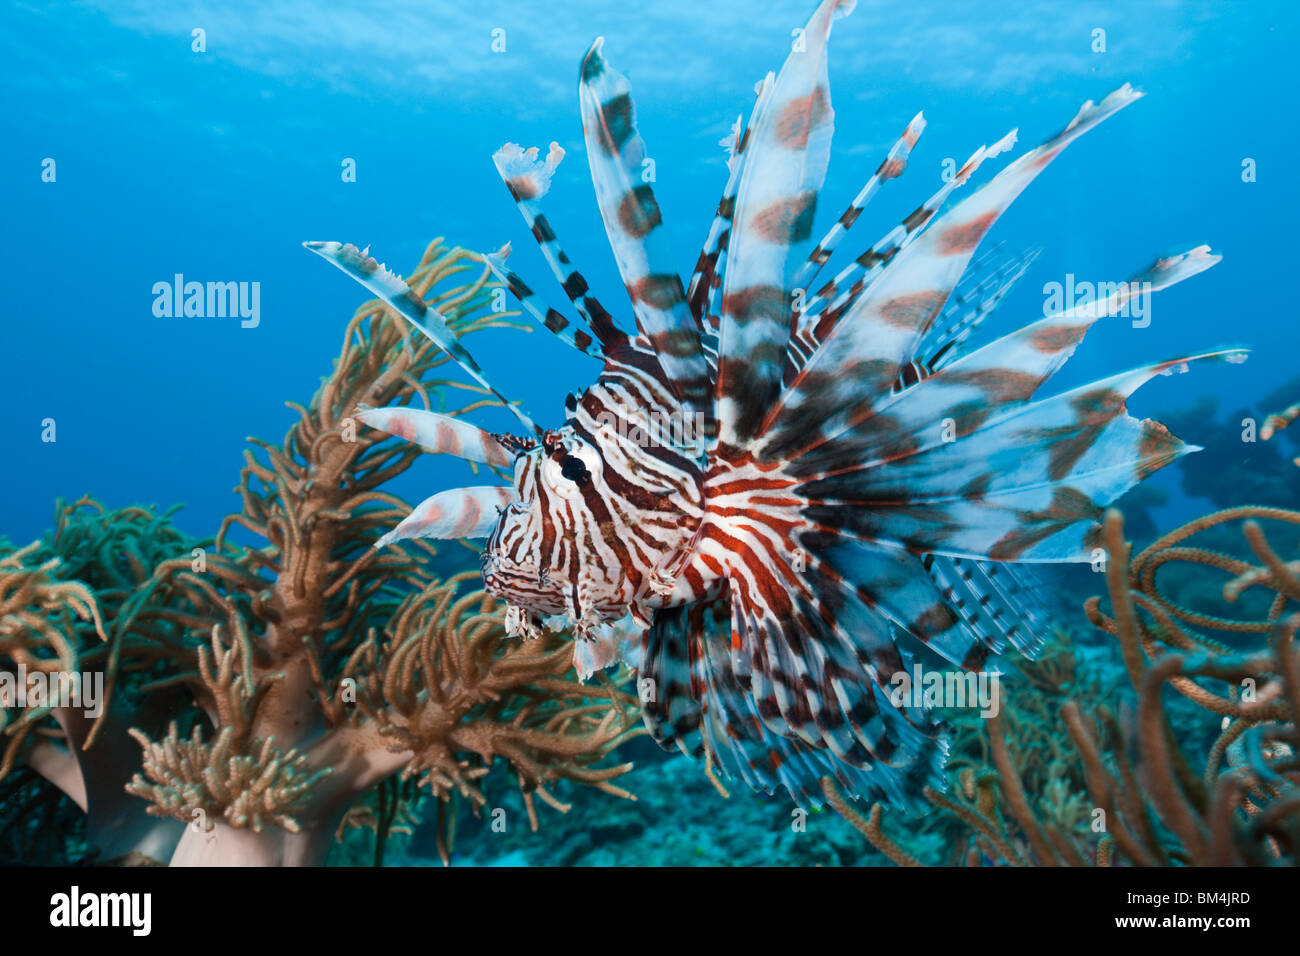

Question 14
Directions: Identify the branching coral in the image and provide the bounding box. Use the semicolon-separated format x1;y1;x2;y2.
823;640;1110;867
826;507;1300;867
0;540;103;774
1;239;643;866
1261;398;1300;465
128;723;328;834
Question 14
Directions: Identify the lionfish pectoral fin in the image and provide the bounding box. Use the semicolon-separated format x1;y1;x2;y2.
354;406;513;468
303;240;539;435
709;553;946;810
912;241;1042;376
374;485;515;548
796;349;1248;563
923;555;1052;661
573;613;644;682
820;541;1047;672
638;601;709;758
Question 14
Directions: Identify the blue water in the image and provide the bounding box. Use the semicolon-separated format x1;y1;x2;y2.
3;0;1297;544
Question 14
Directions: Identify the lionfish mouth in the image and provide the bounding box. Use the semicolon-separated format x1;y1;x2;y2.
479;550;532;583
480;551;569;615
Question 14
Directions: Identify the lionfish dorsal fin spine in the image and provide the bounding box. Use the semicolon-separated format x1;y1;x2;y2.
791;109;927;300
770;243;1223;470
489;142;629;353
481;245;607;360
793;129;1018;333
766;86;1143;447
578;38;717;441
714;0;850;447
686;72;776;338
303;240;539;434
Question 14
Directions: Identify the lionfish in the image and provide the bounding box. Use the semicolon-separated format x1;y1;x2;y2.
306;0;1243;808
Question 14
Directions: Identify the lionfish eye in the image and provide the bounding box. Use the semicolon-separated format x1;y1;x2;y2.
540;443;602;500
559;455;590;483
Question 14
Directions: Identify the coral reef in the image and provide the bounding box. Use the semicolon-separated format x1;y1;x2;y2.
0;241;640;866
434;738;877;867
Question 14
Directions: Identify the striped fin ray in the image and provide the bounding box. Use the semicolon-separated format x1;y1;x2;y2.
776;133;1019;391
638;601;709;756
578;39;716;440
376;485;516;548
785;239;1035;383
793;130;1018;334
354;406;512;467
903;244;1222;416
699;635;946;811
919;242;1042;374
797;349;1249;562
716;557;947;810
715;0;855;447
303;241;538;434
791;110;927;296
310;0;1244;814
768;85;1146;450
490;142;628;354
687;74;776;334
710;515;942;758
776;244;1222;470
922;554;1051;660
813;538;1044;672
815;540;974;665
482;244;607;359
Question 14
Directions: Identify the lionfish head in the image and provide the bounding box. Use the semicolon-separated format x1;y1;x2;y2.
481;426;632;636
